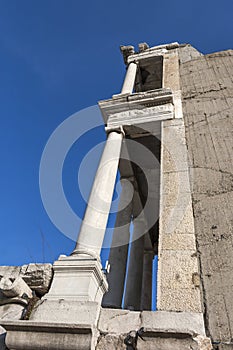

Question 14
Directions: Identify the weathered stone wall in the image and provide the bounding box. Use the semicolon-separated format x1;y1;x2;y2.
180;49;233;349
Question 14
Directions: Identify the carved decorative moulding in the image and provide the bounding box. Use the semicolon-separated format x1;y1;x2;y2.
98;88;174;135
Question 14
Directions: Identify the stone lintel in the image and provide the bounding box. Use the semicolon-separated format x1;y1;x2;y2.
107;104;173;136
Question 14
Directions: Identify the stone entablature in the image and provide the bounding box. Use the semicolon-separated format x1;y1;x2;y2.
99;89;174;135
124;42;180;64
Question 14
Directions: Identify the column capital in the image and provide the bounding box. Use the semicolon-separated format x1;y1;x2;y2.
105;125;125;136
127;59;139;66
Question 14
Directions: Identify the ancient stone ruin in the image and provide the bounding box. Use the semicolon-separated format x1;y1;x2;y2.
1;42;233;350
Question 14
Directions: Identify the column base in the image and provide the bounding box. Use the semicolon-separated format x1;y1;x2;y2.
30;255;108;326
44;254;108;303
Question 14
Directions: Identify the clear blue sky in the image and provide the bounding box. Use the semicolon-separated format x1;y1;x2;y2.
0;0;232;266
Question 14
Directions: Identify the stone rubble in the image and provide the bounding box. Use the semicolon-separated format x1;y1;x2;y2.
0;263;53;296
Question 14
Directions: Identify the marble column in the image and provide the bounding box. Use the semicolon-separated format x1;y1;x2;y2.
38;127;124;314
140;231;154;310
141;249;154;310
72;128;124;259
123;189;147;310
123;212;146;311
102;177;134;308
121;62;137;94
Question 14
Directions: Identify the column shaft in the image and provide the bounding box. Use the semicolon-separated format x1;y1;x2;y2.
123;218;145;311
73;130;123;258
141;250;154;310
121;62;137;94
102;178;133;308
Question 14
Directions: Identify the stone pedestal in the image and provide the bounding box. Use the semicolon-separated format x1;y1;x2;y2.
30;255;108;325
44;255;107;303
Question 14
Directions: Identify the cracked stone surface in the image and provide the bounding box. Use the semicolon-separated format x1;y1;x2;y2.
96;334;212;350
96;334;126;350
97;309;209;349
180;49;233;346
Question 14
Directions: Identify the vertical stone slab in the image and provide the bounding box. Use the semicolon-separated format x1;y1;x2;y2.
157;48;202;313
157;117;202;312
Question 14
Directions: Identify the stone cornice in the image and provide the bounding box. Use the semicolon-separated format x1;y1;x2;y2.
127;42;180;64
119;42;180;65
99;89;174;135
98;89;173;125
